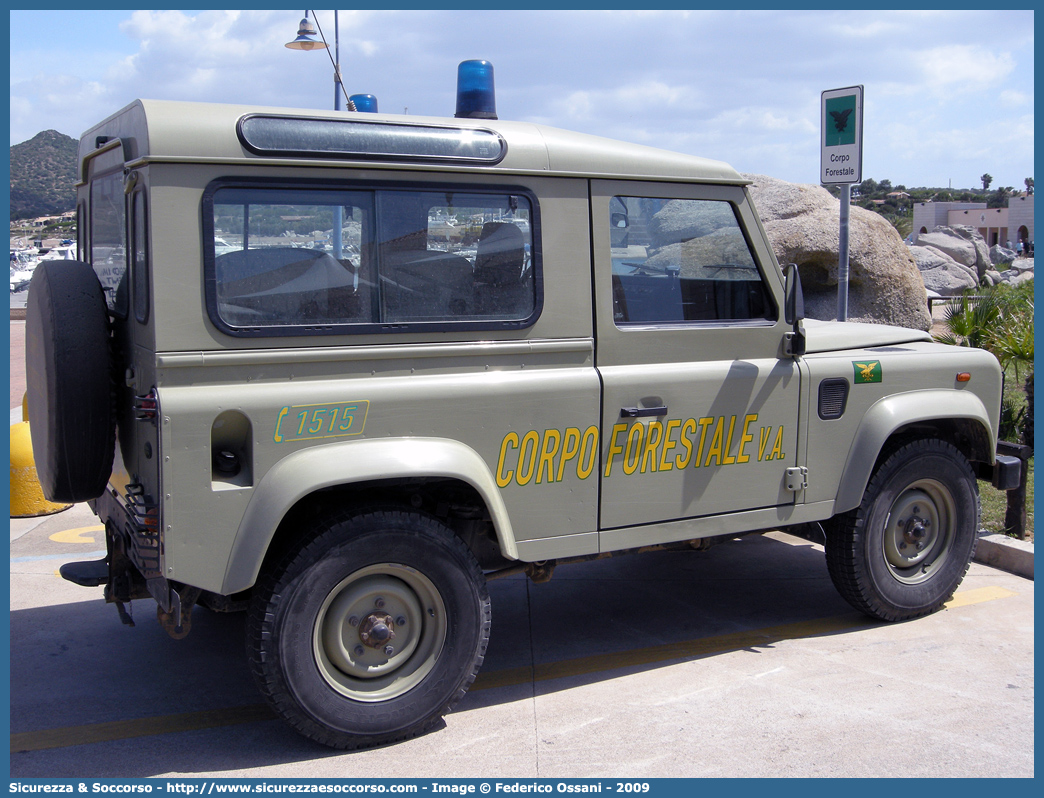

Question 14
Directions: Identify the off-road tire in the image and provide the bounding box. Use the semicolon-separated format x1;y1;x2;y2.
247;508;490;750
25;260;115;503
825;438;979;621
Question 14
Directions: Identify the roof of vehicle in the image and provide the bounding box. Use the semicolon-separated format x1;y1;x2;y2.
78;98;746;184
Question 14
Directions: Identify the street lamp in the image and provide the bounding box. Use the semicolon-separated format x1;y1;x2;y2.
286;10;351;258
285;11;351;112
284;13;323;51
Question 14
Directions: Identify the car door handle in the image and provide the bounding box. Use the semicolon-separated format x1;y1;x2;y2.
620;405;668;418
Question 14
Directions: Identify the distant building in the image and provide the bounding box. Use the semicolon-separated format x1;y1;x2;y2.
912;195;1034;248
1008;193;1035;249
912;201;984;235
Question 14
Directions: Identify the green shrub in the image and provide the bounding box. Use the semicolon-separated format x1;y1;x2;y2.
934;281;1034;379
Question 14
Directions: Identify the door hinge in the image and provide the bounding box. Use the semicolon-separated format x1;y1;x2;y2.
785;466;808;492
783;331;805;358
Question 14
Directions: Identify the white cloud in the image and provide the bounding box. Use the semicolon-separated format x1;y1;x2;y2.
826;19;908;38
356;41;380;58
912;45;1015;93
710;107;816;134
552;91;595;123
874;115;1033;188
614;81;693;109
998;89;1031;108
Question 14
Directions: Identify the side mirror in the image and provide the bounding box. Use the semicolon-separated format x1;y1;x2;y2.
783;263;806;358
784;262;804;325
610;212;628;229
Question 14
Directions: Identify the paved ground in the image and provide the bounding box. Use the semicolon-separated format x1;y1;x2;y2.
9;502;1035;778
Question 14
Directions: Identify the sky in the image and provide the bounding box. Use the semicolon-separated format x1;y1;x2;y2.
8;9;1035;191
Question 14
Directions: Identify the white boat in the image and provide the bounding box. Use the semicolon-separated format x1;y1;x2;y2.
9;244;77;292
10;248;39;292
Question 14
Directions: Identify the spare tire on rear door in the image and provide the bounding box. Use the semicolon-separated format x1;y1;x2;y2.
25;260;116;503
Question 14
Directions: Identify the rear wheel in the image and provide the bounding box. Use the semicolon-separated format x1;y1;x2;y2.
247;509;490;749
825;438;979;621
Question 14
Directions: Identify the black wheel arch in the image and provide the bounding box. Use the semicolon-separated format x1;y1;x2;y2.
257;478;510;581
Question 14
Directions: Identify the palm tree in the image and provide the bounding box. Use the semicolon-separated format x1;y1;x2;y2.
992;313;1034;381
981;173;993;191
934;291;1000;350
935;286;1034;381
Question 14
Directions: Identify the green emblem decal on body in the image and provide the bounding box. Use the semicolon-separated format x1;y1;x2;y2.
853;361;882;384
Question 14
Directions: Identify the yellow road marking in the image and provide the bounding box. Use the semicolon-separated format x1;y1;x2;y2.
48;525;103;544
10;585;1018;752
11;705;276;753
944;585;1017;608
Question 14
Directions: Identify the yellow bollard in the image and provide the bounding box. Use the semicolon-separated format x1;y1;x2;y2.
10;421;72;517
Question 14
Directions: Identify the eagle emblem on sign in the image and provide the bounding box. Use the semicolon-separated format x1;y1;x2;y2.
829;108;852;133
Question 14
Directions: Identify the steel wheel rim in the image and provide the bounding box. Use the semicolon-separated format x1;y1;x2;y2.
881;479;957;584
313;563;447;702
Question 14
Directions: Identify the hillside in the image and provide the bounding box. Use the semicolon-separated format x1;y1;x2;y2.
10;130;78;221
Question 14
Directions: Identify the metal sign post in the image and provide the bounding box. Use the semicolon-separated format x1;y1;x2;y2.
821;85;863;321
838;183;851;321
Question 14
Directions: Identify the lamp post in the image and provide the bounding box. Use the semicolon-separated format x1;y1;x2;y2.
286;10;346;257
285;11;346;111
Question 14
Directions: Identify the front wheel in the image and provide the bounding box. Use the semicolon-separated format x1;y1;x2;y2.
825;438;979;621
247;509;490;749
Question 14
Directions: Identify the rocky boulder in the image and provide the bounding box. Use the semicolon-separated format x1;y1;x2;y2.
990;244;1016;267
985;257;1035;287
913;225;990;280
1007;258;1035;276
948;225;992;279
742;173;931;330
912;229;974;267
908;245;978;295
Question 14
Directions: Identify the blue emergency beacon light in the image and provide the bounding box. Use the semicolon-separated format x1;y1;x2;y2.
454;60;497;119
349;94;378;113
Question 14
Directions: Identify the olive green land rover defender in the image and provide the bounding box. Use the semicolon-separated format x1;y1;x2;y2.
27;96;1021;750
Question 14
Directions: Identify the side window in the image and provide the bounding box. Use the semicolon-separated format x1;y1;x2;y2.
90;171;127;316
131;189;149;323
610;196;773;326
206;184;537;334
211;189;374;329
76;203;86;263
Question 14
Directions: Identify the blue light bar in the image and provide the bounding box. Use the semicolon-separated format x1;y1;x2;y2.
349;94;378;113
455;60;497;120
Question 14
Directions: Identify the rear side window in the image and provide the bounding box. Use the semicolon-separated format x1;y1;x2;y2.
609;196;773;326
90;170;128;316
130;188;149;323
204;182;539;336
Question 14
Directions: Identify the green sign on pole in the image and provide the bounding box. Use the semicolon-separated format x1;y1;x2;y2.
821;85;863;184
824;94;858;147
821;85;863;322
